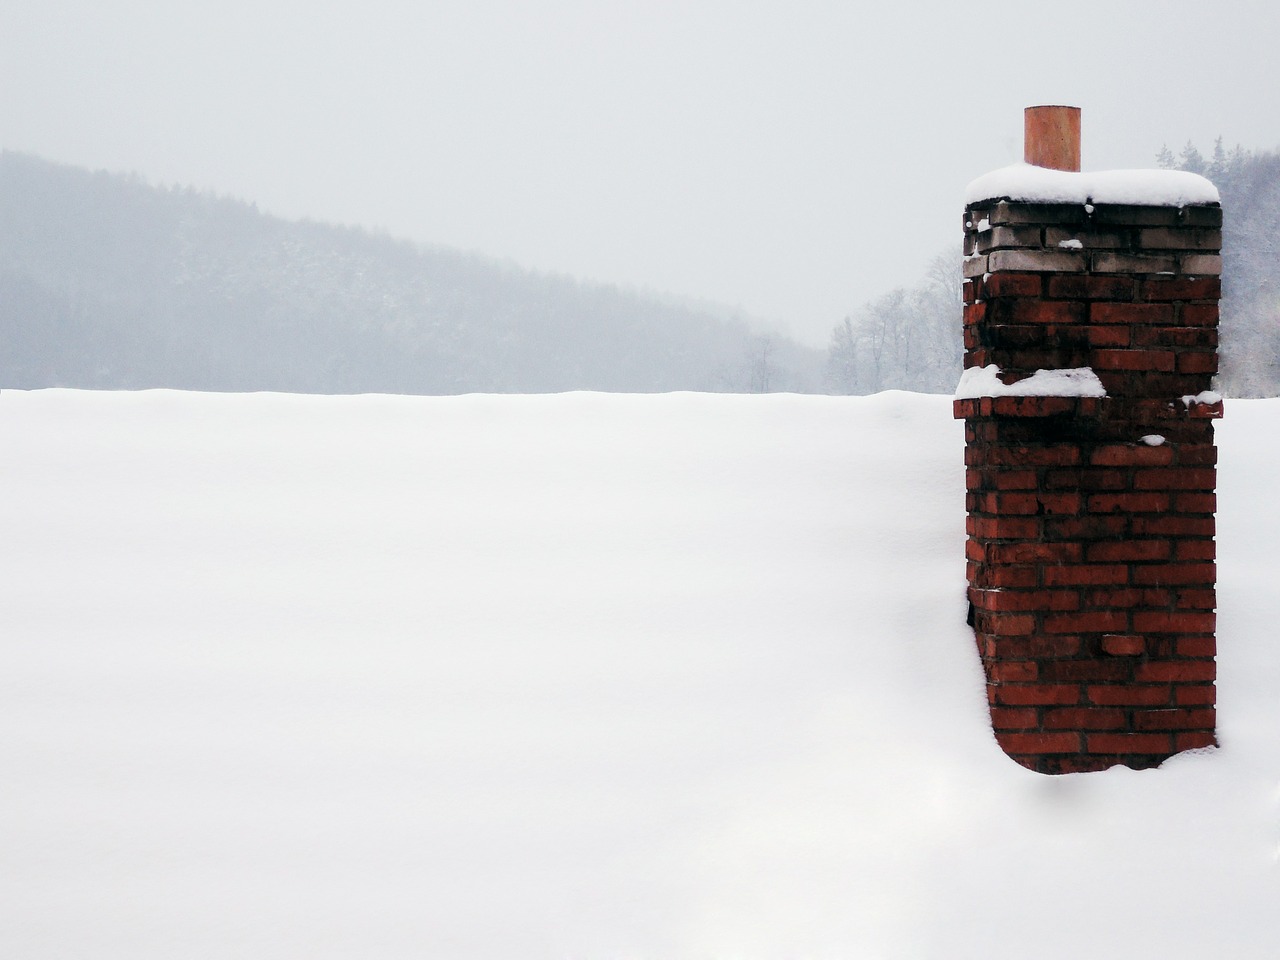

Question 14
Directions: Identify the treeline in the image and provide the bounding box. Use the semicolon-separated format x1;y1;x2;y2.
824;140;1280;398
0;152;823;394
823;253;961;395
1159;140;1280;397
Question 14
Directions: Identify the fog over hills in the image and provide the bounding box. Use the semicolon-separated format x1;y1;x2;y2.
5;144;1279;399
0;152;822;395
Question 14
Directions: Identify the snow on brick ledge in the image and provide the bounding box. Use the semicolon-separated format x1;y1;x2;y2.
965;163;1219;207
953;364;1106;419
956;364;1107;399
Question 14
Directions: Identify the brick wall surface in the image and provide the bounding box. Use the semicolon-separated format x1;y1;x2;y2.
956;199;1221;774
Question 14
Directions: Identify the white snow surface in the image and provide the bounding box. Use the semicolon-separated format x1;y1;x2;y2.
1;389;1276;959
966;162;1220;207
956;363;1107;399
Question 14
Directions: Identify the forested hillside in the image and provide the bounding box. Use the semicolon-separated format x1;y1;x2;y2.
7;146;1274;399
825;141;1280;398
0;152;822;394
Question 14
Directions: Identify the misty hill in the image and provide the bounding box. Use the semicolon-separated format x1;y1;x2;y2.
0;152;822;394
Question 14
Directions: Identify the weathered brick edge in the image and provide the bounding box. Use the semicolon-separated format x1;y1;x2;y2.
958;199;1221;774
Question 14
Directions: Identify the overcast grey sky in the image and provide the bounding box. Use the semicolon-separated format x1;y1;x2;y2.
3;0;1277;344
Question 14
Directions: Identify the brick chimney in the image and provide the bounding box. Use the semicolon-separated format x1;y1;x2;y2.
956;106;1222;774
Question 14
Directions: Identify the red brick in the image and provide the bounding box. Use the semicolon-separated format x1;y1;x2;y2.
1038;659;1133;682
995;469;1039;490
1039;493;1083;515
987;660;1038;682
1131;563;1216;586
982;613;1037;636
1184;399;1224;419
986;446;1081;467
972;517;1040;540
994;300;1086;325
1091;303;1174;324
1088;326;1132;347
1048;274;1134;299
1089;444;1175;467
1130;516;1215;537
989;706;1039;730
984;492;1040;514
988;397;1083;418
973;589;1080;612
1175;636;1217;657
1085;540;1171;562
1175;445;1218;466
994;683;1082;706
1175;588;1217;610
1042;564;1128;587
966;539;988;563
1088;684;1172;706
1088;492;1171;513
997;731;1082;754
1134;326;1218;349
1175;731;1218;751
1175;685;1216;706
1101;633;1146;656
1043;611;1129;634
1134;661;1217;682
977;566;1039;589
1085;587;1170;608
1132;611;1216;634
1133;708;1216;731
1180;304;1219;326
1093;349;1176;372
1040;468;1083;490
1042;707;1127;730
1138;277;1220;301
1175;540;1216;561
984;273;1042;298
1044;515;1128;539
987;635;1083;658
991;541;1083;564
1133;468;1216;490
1175;492;1217;513
964;302;987;326
1086;733;1172;754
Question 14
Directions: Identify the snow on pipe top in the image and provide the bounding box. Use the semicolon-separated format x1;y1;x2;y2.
966;104;1220;207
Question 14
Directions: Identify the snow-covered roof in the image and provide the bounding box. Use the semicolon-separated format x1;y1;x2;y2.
2;388;1276;958
966;162;1220;207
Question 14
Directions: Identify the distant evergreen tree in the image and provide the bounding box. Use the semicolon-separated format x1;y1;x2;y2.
1179;140;1207;175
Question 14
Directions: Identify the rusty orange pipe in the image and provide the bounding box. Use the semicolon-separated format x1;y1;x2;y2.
1024;105;1081;171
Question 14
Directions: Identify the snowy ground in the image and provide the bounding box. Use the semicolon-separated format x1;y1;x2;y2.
2;389;1276;958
